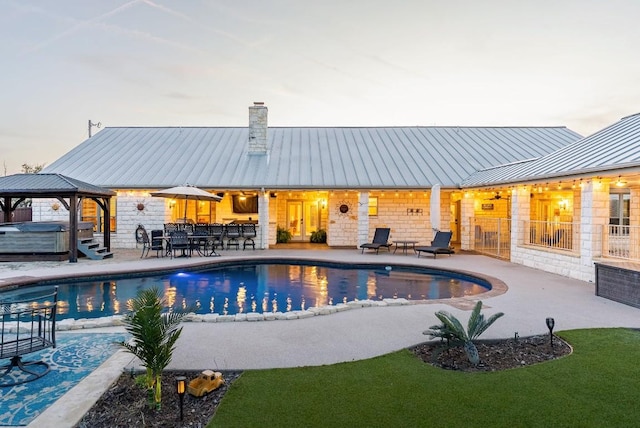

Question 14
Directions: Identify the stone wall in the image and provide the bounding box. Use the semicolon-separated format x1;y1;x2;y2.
327;194;358;246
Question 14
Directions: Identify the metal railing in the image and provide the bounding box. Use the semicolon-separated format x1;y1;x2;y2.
522;220;578;252
473;218;511;259
603;225;640;261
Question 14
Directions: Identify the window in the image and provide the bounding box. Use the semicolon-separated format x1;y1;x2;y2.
368;197;378;216
609;191;630;232
81;198;117;232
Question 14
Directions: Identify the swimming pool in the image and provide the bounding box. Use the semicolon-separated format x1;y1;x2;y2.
1;260;492;320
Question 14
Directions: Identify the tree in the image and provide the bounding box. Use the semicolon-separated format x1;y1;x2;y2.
423;301;504;365
118;287;187;409
21;163;45;173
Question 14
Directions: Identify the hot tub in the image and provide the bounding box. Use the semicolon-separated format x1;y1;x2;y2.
0;221;93;260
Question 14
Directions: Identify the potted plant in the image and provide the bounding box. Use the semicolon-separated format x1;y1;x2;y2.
276;226;292;243
310;229;327;243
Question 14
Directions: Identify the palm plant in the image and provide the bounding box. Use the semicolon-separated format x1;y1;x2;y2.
423;301;504;365
119;287;186;409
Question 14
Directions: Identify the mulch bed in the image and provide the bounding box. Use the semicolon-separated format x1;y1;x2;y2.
76;335;571;427
74;371;241;428
411;334;572;372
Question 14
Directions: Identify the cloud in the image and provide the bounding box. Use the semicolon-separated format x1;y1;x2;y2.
24;0;142;54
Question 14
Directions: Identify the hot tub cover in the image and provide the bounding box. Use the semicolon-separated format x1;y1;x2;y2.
0;222;68;232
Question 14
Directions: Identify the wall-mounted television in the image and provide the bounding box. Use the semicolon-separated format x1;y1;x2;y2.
232;195;258;214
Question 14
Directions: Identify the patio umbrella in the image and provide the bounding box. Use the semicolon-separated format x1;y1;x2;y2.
150;185;222;222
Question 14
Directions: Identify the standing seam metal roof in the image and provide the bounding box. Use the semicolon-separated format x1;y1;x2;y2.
43;126;581;189
462;113;640;187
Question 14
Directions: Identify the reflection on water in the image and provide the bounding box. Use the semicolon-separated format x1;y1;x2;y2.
0;263;490;320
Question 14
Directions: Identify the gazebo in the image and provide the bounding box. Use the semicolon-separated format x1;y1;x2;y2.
0;173;115;262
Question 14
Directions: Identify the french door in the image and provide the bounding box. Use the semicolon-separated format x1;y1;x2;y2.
287;200;320;241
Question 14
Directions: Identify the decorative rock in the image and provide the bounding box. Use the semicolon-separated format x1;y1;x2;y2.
202;314;219;323
56;319;75;331
46;293;426;328
383;298;409;306
297;310;315;319
246;313;263;321
93;317;116;328
81;321;99;329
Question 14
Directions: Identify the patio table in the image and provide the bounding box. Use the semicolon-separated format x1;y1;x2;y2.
393;240;419;255
157;235;220;257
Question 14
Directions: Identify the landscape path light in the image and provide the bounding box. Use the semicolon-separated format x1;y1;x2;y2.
546;317;555;347
176;375;187;421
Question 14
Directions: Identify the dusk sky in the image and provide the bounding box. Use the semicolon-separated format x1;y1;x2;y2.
2;0;639;175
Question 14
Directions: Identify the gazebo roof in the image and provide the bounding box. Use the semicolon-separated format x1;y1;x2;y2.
0;173;115;198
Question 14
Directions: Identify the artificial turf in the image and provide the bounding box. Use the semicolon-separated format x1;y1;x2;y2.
209;328;640;428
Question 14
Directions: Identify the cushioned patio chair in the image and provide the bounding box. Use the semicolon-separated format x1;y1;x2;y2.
360;228;392;254
415;231;453;258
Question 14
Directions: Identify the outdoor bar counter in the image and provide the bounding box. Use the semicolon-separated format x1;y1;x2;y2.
594;261;640;309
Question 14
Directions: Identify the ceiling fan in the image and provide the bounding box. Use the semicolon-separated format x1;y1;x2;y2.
484;192;507;201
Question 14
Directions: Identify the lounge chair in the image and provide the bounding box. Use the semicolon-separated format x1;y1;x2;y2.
360;228;392;254
415;231;453;258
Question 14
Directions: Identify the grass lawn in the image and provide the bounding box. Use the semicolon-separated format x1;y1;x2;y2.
209;328;640;428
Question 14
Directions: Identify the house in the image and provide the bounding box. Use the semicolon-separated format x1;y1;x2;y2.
37;103;640;282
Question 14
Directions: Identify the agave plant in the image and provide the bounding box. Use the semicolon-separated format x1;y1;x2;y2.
119;287;187;409
423;301;504;365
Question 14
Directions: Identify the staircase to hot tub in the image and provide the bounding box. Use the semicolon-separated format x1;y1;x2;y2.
77;238;113;260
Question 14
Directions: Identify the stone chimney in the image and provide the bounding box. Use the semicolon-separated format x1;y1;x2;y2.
248;102;268;154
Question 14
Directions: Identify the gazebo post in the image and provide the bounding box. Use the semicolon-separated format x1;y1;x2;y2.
69;194;78;263
1;197;11;223
103;197;111;251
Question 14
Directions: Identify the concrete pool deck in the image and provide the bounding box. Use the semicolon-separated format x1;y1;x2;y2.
2;247;639;427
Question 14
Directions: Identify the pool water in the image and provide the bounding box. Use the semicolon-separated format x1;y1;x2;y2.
2;261;490;320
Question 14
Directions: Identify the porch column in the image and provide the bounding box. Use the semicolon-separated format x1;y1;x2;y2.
258;189;269;249
511;186;530;253
580;180;609;279
357;191;369;247
459;192;474;251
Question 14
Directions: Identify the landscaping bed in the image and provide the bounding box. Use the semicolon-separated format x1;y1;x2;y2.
75;370;241;428
411;334;572;372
